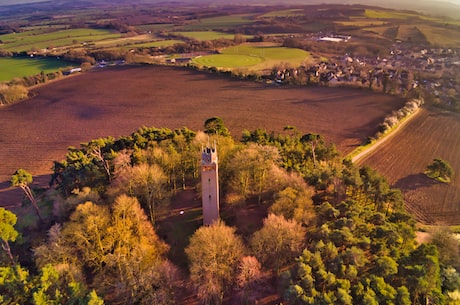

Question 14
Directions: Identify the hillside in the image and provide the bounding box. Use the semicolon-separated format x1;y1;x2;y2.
2;0;460;19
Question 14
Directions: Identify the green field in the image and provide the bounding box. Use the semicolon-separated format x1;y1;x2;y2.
136;24;176;32
173;31;250;41
417;25;460;47
122;40;184;49
0;28;120;52
0;57;74;82
223;45;308;60
192;54;263;68
335;20;387;27
352;9;460;47
395;25;429;44
363;9;421;20
180;14;254;31
89;34;158;48
363;9;451;24
192;44;309;70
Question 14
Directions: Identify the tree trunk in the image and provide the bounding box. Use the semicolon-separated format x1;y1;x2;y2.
21;185;42;222
91;147;111;182
311;143;317;164
1;239;15;265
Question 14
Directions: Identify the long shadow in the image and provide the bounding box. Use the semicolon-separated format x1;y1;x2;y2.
343;116;384;138
0;174;51;208
394;173;438;191
0;181;22;208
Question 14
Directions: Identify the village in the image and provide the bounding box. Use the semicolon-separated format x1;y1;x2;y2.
157;30;460;108
272;37;460;108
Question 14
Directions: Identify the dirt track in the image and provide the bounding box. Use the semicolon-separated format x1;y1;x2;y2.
352;108;422;163
0;65;405;208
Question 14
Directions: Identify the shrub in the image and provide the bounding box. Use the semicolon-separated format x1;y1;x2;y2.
0;84;28;105
374;98;424;139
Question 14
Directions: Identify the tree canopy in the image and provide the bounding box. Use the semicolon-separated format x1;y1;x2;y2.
11;169;42;221
204;117;230;137
0;208;18;265
2;122;457;304
425;158;454;183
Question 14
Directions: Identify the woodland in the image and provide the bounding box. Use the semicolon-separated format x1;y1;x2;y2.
1;118;460;305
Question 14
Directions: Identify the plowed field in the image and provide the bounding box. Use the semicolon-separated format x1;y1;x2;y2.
0;65;404;208
358;108;460;225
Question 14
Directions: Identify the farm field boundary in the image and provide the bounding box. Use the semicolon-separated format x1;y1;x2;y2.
351;107;422;163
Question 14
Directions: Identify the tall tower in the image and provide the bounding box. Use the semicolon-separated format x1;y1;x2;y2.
201;145;219;225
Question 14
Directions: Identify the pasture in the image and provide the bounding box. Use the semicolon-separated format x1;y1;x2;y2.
361;8;459;27
136;24;175;32
0;65;404;209
358;108;460;225
193;45;309;70
335;20;388;27
358;23;454;45
363;9;430;20
395;25;427;44
0;57;73;82
122;40;183;49
89;34;165;48
179;14;254;31
192;54;263;68
172;31;249;41
417;25;460;48
0;28;120;52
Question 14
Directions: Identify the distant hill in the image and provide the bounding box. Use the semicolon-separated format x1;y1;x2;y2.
103;0;460;18
1;0;459;18
0;0;48;5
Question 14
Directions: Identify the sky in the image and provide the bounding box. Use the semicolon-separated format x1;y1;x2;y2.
0;0;459;7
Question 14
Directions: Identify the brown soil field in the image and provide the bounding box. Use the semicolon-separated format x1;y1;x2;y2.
358;107;460;225
0;65;404;208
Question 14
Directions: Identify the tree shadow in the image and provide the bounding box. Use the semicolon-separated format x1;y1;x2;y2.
394;173;439;191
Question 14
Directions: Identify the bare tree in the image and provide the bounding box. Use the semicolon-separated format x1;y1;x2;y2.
90;146;112;182
251;214;306;273
129;163;168;224
186;221;245;305
236;255;263;288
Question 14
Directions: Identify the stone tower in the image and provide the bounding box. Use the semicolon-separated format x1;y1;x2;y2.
201;145;219;225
